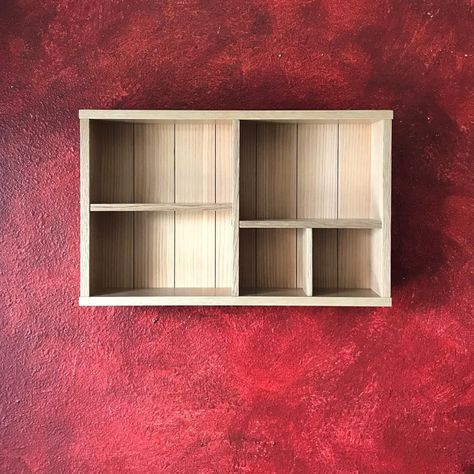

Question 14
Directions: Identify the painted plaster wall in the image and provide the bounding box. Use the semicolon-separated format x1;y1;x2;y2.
1;0;473;472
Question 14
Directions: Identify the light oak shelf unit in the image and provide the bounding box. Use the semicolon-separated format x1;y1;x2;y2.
79;110;392;307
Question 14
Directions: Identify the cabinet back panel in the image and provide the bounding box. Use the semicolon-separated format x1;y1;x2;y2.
174;121;232;287
313;229;338;288
239;229;256;288
90;121;134;203
256;123;297;219
338;123;372;218
297;123;338;218
256;229;296;288
90;213;133;293
313;229;372;291
134;123;174;202
239;122;257;220
134;213;174;288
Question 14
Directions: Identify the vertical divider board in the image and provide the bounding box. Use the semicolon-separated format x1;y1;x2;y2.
231;120;240;295
216;121;233;289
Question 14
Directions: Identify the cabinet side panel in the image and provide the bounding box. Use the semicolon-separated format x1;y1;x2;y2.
90;121;133;203
175;122;216;287
338;123;371;218
338;229;371;289
256;229;297;288
298;123;338;218
134;123;175;288
256;123;297;219
80;119;90;297
90;213;133;292
216;121;233;288
313;229;338;289
370;120;391;296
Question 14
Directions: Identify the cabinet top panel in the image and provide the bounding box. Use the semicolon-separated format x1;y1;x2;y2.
79;110;393;121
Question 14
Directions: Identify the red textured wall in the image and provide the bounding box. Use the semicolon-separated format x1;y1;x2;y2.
1;0;473;472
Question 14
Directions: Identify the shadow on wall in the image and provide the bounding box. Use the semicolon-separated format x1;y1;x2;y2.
391;93;466;310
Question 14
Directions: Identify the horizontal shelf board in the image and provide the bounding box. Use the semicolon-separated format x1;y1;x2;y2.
240;288;307;297
90;203;232;212
80;288;391;306
79;110;393;121
239;219;382;229
91;288;232;297
313;288;381;298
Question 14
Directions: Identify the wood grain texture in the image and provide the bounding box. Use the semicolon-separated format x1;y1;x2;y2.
256;229;296;288
175;122;215;287
338;123;372;218
338;229;371;288
134;123;174;203
256;122;297;219
80;290;391;307
239;229;256;289
297;123;338;218
134;213;174;287
301;229;313;296
255;124;297;289
216;121;233;288
80;119;90;297
80;110;394;121
91;203;232;211
230;120;240;295
239;219;381;228
239;121;257;219
133;123;175;288
238;121;257;292
90;213;133;293
90;121;133;203
313;229;338;290
82;111;392;306
370;119;392;297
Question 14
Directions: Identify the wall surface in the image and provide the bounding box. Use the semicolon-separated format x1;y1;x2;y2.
1;0;473;472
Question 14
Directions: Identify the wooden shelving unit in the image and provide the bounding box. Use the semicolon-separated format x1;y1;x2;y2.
79;110;392;306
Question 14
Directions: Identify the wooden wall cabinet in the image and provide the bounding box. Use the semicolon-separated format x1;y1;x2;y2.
79;110;392;306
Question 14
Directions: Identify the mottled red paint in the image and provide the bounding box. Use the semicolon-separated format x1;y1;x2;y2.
1;0;473;472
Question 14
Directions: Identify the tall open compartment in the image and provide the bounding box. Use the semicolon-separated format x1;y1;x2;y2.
80;110;391;306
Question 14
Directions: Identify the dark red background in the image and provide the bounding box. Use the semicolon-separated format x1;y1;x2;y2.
1;0;473;472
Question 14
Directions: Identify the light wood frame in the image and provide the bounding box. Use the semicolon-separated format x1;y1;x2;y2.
79;110;392;306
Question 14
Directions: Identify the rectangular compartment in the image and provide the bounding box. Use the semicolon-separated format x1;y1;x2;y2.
90;120;233;206
239;228;312;297
239;120;383;221
312;228;384;298
88;120;234;295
